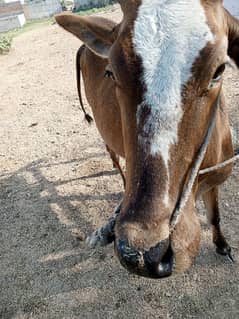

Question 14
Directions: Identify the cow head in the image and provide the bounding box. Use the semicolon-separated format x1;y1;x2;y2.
55;0;239;278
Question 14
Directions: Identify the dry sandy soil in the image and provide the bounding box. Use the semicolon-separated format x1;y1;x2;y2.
0;5;239;319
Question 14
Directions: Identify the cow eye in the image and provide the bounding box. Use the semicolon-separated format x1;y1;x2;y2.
208;63;226;90
104;66;115;81
212;63;226;81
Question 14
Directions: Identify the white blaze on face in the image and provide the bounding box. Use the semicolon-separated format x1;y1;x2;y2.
133;0;213;206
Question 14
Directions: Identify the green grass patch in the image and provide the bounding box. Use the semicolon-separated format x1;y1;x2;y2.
0;34;12;54
75;4;115;16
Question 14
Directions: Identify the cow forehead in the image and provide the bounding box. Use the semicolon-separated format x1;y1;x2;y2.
133;0;214;157
132;0;214;207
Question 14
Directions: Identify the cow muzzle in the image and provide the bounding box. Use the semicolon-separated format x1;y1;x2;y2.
115;238;174;278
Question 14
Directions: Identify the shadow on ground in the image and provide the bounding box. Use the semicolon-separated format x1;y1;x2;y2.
0;155;124;319
0;154;238;319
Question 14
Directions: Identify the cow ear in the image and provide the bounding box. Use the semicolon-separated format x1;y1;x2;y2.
55;13;118;59
225;9;239;67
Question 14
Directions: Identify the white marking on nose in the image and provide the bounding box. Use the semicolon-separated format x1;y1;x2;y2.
133;0;214;205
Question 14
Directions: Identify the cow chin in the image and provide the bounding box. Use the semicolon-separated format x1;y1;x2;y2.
170;207;201;273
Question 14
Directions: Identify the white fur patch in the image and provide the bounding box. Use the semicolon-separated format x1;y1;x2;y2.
133;0;213;205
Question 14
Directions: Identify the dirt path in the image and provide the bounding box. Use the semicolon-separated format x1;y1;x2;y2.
0;6;239;319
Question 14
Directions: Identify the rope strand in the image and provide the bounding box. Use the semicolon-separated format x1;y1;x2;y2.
170;91;221;230
199;154;239;175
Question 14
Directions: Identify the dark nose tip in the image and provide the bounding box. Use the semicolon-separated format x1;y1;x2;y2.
115;238;174;278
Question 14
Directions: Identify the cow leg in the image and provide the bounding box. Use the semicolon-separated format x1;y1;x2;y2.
202;187;234;262
86;200;122;248
106;145;126;188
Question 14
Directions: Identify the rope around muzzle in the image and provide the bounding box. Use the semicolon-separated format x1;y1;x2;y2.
86;88;239;247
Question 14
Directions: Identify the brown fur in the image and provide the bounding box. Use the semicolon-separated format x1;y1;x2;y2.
55;1;239;277
76;45;125;185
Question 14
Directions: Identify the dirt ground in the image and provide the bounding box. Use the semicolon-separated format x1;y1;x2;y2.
0;5;239;319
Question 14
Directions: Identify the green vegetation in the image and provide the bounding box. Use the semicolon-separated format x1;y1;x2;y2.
76;4;114;16
0;34;11;54
0;3;115;55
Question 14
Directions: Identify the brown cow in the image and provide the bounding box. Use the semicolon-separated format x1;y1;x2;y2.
55;0;239;278
76;44;126;187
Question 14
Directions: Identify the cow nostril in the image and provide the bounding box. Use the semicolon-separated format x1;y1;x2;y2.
144;240;173;278
144;238;170;264
115;238;174;278
116;239;143;271
149;244;174;277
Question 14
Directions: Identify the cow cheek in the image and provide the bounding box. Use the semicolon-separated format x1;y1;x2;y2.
171;207;201;273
